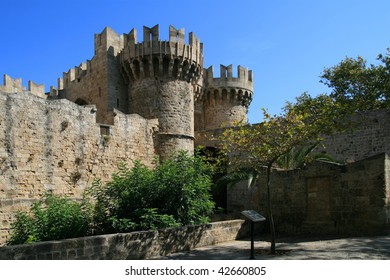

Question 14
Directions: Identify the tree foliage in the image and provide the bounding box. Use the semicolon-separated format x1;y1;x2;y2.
221;93;340;173
320;49;390;112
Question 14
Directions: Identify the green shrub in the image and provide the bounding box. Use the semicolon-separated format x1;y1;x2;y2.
88;150;215;233
7;194;93;245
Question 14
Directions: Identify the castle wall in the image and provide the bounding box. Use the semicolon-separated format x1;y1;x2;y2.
321;110;390;162
227;154;390;236
0;92;158;245
203;89;249;130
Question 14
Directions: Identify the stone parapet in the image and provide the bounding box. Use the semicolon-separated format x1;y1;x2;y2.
119;25;203;83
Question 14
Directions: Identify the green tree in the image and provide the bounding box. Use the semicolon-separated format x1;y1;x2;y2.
320;49;390;112
219;94;342;254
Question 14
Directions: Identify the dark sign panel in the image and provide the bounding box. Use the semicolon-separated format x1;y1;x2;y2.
241;210;266;222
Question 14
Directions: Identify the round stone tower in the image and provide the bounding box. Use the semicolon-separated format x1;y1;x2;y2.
199;64;253;130
119;25;203;160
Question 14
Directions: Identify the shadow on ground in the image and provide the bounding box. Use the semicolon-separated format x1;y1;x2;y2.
157;235;390;260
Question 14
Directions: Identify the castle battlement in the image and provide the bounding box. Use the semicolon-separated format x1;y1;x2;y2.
205;64;253;91
94;27;124;56
62;62;89;88
199;65;253;108
0;74;46;98
121;25;202;58
119;25;203;83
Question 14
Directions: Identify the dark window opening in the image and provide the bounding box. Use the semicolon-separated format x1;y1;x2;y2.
75;98;88;106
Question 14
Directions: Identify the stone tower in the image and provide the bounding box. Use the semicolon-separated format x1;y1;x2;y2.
118;25;203;160
197;64;253;131
58;27;127;124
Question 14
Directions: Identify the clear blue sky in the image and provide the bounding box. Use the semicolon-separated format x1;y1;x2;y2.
1;0;390;123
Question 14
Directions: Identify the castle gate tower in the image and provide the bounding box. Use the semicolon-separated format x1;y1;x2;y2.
119;25;203;160
200;64;253;130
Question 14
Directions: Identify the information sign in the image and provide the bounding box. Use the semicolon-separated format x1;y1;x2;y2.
241;210;266;222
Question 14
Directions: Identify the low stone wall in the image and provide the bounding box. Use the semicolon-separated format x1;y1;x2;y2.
0;219;245;260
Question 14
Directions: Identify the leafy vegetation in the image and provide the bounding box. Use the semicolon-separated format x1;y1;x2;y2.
321;49;390;112
7;194;93;245
88;150;215;234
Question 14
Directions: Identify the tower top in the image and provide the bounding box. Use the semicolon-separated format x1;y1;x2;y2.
119;25;204;83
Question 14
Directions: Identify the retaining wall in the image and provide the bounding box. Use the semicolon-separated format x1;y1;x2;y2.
0;219;245;260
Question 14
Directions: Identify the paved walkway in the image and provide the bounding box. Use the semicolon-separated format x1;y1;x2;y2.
158;235;390;260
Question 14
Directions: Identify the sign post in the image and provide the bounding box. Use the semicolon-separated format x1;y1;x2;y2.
241;210;266;259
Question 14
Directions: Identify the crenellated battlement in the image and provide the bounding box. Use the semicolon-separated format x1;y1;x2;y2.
61;61;89;88
205;64;253;89
119;25;203;83
0;74;46;98
201;65;253;108
94;27;124;56
0;74;25;93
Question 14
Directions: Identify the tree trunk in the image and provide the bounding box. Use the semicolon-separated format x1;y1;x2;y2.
266;163;276;254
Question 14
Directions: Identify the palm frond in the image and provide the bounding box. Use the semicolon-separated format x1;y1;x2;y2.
275;142;335;170
215;167;258;190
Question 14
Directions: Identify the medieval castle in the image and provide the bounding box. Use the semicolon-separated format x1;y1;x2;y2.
0;25;389;247
0;25;253;160
0;25;253;244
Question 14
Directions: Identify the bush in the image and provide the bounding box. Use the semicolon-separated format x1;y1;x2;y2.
7;194;93;245
88;150;215;234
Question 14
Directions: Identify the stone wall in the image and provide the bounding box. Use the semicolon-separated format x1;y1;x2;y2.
0;220;245;260
0;92;158;245
227;153;390;236
321;110;390;162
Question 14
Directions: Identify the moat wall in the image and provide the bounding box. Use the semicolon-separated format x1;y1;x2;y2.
0;92;158;245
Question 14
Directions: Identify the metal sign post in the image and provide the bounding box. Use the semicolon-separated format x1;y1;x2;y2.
241;210;266;259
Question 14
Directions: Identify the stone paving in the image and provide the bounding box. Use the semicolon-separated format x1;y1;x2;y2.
158;235;390;260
